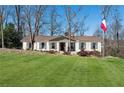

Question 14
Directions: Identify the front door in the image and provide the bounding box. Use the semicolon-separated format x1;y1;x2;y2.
60;42;65;51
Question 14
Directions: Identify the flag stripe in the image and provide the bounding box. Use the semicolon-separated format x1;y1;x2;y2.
100;19;107;32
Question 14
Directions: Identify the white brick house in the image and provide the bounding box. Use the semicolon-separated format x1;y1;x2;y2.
21;35;102;54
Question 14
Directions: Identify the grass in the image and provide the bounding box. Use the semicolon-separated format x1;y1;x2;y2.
0;51;124;87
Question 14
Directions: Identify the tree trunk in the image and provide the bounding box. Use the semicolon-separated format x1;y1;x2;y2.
1;23;4;48
31;41;34;51
117;31;119;53
15;5;21;32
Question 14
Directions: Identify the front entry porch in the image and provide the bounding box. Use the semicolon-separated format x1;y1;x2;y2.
57;41;76;52
59;42;66;51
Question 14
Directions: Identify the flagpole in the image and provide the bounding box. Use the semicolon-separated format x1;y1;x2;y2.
101;16;106;58
103;31;105;58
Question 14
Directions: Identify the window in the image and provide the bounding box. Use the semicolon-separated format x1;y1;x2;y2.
80;42;86;50
29;43;31;48
70;42;75;51
91;42;98;50
51;43;56;49
41;42;45;49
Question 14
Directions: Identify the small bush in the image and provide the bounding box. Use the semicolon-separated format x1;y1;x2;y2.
77;50;89;56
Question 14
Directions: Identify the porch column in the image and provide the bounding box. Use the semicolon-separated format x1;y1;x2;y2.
36;42;38;50
97;42;102;53
76;40;80;52
33;42;37;50
65;42;68;52
36;42;40;50
86;42;91;51
56;42;59;52
46;41;50;51
23;42;28;50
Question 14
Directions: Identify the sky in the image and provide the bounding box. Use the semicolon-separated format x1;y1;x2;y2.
83;6;124;35
78;5;101;35
54;5;124;36
6;5;124;36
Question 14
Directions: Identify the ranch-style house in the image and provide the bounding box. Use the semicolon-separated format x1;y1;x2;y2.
21;35;102;54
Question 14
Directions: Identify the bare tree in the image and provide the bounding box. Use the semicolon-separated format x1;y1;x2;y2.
0;6;4;48
93;26;103;38
64;6;73;52
48;6;61;36
110;7;122;53
15;5;21;32
64;6;81;51
0;6;10;48
23;5;46;50
78;15;89;36
101;5;112;20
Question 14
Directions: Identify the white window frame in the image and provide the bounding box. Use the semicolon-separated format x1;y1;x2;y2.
50;42;56;49
91;42;98;49
70;42;75;51
40;42;46;49
80;42;86;50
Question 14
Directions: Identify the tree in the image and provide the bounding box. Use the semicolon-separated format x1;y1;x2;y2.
110;7;122;53
64;6;81;51
93;26;103;38
15;5;21;32
78;15;89;36
48;6;61;36
23;5;46;50
0;6;10;48
14;5;24;43
10;5;25;37
3;23;22;48
0;6;5;48
71;16;89;36
4;23;15;48
101;5;112;20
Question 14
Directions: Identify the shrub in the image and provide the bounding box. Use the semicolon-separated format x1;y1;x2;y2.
77;50;89;56
77;50;101;57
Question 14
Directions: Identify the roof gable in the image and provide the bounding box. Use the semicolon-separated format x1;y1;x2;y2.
49;36;76;41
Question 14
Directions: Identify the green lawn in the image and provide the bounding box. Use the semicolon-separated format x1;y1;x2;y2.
0;51;124;87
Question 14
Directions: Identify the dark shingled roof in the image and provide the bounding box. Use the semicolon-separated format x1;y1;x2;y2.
21;35;102;42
